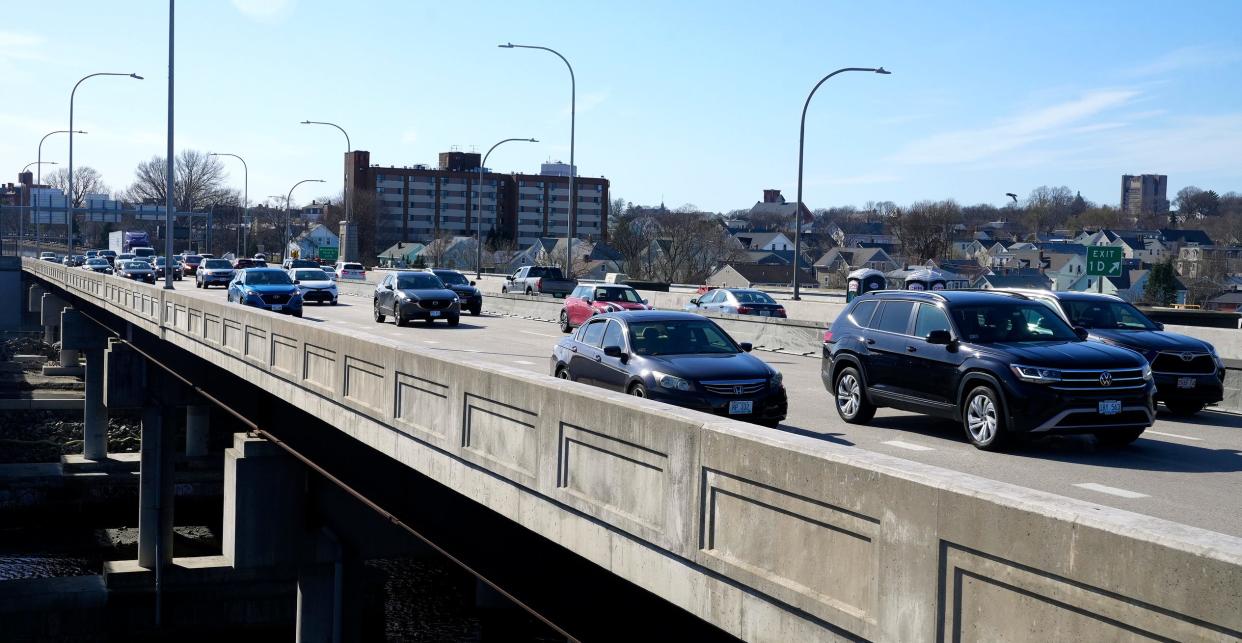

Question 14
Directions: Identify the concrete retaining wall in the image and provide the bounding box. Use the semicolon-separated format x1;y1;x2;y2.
24;259;1242;642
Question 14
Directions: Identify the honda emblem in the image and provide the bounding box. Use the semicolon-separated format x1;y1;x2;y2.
733;385;745;395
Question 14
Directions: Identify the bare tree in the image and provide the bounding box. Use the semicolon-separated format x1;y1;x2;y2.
125;150;234;212
46;166;107;208
890;200;961;263
421;231;455;268
1023;185;1075;234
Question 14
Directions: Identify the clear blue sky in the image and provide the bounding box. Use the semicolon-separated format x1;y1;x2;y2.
2;0;1240;212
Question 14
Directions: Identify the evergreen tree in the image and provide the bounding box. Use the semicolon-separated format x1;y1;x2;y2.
1143;261;1177;306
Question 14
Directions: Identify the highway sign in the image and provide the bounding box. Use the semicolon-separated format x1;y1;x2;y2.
1087;246;1123;277
318;246;338;262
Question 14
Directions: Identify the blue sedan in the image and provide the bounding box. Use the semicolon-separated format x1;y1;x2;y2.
228;268;304;318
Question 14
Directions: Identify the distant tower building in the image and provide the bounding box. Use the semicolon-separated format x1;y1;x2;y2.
1121;174;1169;217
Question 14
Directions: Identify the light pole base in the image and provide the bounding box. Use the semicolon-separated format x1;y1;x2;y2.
339;221;358;264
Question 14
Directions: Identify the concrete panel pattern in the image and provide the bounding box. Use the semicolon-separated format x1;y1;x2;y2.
22;259;1242;643
270;333;299;377
344;356;386;413
243;326;268;364
222;319;244;354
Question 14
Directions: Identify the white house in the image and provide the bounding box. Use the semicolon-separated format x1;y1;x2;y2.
288;224;340;262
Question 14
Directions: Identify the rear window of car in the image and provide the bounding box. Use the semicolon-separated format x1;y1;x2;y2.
733;291;776;304
579;320;608;347
871;300;914;334
341;263;364;271
203;259;232;269
848;300;878;327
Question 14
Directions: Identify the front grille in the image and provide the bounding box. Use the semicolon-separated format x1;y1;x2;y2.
1049;368;1146;391
700;380;766;396
419;299;451;310
1057;410;1151;428
1151;352;1216;374
262;293;290;305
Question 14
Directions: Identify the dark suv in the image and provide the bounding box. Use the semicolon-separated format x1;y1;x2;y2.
1000;290;1224;416
823;291;1155;450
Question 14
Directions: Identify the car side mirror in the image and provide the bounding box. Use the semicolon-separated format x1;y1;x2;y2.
506;275;514;281
689;298;698;305
603;345;626;360
1154;322;1165;331
1073;326;1089;340
642;298;649;305
386;283;394;290
926;329;952;345
470;280;476;286
293;279;300;285
739;342;753;352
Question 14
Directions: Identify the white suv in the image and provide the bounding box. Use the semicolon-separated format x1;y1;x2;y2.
333;261;365;281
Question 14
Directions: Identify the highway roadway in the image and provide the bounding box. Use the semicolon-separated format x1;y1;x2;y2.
168;279;1242;536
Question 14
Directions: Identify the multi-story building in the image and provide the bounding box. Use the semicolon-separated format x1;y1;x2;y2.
346;151;609;254
1121;174;1169;218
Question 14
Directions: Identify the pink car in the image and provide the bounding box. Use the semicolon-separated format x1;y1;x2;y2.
559;284;651;333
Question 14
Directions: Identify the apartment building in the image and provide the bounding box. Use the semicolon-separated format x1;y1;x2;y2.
346;150;609;254
1121;174;1170;217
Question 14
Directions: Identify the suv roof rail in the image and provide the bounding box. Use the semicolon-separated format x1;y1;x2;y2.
872;289;948;301
950;288;1030;300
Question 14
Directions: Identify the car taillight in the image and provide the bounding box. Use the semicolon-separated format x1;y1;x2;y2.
775;306;787;318
823;329;834;343
737;305;753;314
536;278;543;290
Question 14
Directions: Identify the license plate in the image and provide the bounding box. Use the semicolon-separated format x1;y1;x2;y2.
1098;400;1122;415
760;310;770;316
430;310;440;317
728;400;754;415
1177;377;1196;389
271;305;282;311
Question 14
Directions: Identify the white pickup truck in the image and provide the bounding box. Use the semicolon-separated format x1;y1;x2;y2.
502;266;578;298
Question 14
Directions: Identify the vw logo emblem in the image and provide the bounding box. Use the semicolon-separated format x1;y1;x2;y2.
733;385;745;395
1180;352;1195;361
1099;371;1113;387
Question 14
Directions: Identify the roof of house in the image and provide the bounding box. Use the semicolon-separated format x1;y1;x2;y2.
1035;242;1088;255
377;241;425;258
1160;228;1214;245
1208;292;1242;305
733;231;789;250
716;263;815;285
744;250;790;265
979;274;1051;289
813;246;890;268
836;221;886;236
294;223;337;243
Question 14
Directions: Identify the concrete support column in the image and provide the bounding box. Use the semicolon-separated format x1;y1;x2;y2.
138;405;175;568
223;433;304;568
297;529;343;643
82;347;107;460
59;348;80;368
39;293;66;344
185;405;209;457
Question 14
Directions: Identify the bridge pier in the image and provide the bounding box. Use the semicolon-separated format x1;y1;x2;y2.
61;309;111;460
38;292;66;350
223;433;305;568
138;406;176;567
296;528;343;643
26;283;46;326
185;405;209;457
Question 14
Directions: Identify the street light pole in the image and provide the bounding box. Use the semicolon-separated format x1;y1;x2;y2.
285;179;325;260
476;137;538;278
36;129;84;255
792;66;890;300
208;153;248;256
68;72;142;258
499;43;576;275
300;120;352;257
17;161;56;257
163;0;174;290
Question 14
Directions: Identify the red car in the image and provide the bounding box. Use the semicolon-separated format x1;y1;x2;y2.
559;284;651;333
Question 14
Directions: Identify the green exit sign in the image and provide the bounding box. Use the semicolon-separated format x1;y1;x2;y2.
1087;246;1123;277
318;246;338;262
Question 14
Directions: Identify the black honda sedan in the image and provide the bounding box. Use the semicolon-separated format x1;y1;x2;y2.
373;271;461;326
550;311;787;427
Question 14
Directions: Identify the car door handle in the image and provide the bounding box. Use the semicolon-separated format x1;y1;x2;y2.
570;346;578;353
594;355;602;362
906;345;917;353
865;338;876;345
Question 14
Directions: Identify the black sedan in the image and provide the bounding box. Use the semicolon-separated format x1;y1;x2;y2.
81;258;114;274
373;271;461;326
431;269;483;315
550;311;787;427
116;260;156;284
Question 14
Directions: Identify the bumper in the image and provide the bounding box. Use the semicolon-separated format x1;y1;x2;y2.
1002;379;1156;434
458;295;482;309
1152;370;1225;403
647;386;788;424
397;301;461;320
200;274;232;284
243;298;303;314
301;289;337;303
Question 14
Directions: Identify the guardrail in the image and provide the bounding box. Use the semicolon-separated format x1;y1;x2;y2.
23;258;1242;642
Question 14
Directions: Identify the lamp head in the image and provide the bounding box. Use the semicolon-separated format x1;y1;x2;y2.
130;73;144;80
498;43;514;48
529;138;539;142
874;67;891;75
300;120;311;124
76;130;87;134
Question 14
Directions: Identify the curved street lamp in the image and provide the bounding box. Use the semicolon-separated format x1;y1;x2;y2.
209;153;249;256
68;72;142;256
36;129;85;254
791;67;890;300
499;43;576;274
285;179;325;258
475;137;538;278
300;120;353;258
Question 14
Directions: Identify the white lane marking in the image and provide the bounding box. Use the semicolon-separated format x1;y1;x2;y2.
422;340;439;344
513;360;535;365
1073;483;1149;499
882;440;935;452
520;330;558;338
1145;430;1202;441
462;349;480;353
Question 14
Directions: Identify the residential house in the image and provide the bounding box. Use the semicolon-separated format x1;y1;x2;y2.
1176;245;1242;279
377;241;426;268
927;258;992;286
706;263;816;289
1045;251;1087;290
1064;269;1186;304
1205;292;1242;312
1159;228;1213;255
1108;230;1167;263
827;220;899;249
417;236;480;270
812;247;898;287
747;189;814;229
287;224;340;262
988;245;1045;270
733;231;795;252
975;273;1052;290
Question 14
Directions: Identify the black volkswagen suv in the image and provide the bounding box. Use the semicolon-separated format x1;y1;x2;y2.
1000;290;1224;416
823;291;1155;450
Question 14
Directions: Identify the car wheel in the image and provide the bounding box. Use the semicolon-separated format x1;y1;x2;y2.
525;287;534;296
469;305;481;316
630;383;648;398
963;386;1009;451
834;367;876;424
1095;427;1146;448
447;316;460;327
396;312;408;327
556;367;572;381
1165;400;1205;417
331;298;338;306
559;311;572;333
373;300;385;323
292;310;303;318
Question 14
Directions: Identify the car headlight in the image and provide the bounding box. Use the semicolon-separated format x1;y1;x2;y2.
651;370;692;391
1141;363;1153;381
770;369;783;387
1010;364;1062;383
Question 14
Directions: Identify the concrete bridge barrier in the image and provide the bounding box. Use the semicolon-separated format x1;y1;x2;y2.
21;259;1242;642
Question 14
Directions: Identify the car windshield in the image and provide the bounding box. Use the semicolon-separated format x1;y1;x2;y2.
629;319;739;356
184;255;202;263
203;259;232;269
294;269;329;281
246;271;292;285
436;271;470;286
594;287;641;303
1062;300;1159;331
87;259;108;266
122;262;149;270
950;303;1079;343
397;274;443;289
732;290;776;304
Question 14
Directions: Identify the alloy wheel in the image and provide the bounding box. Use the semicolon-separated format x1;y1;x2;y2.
836;373;860;418
967;394;998;444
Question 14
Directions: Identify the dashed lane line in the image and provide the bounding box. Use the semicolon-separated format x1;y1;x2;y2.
520;330;559;338
882;440;935;452
1073;483;1149;499
513;360;536;365
1145;430;1202;441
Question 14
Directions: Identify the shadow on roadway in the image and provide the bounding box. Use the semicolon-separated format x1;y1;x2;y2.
1156;408;1242;429
777;426;854;447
